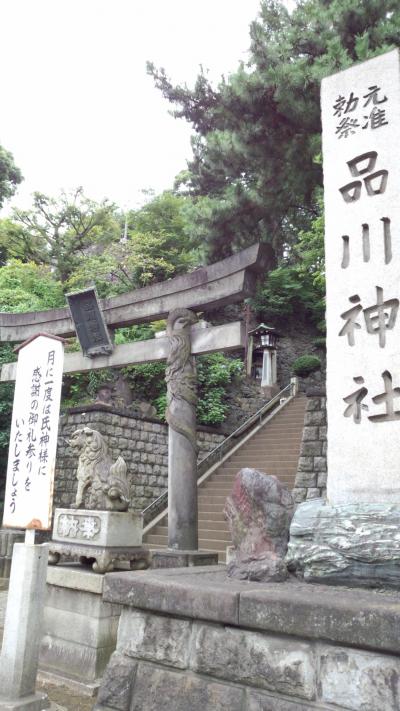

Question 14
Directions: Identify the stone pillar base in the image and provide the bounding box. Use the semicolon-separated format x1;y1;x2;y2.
0;691;49;711
39;565;122;692
151;549;219;569
286;498;400;587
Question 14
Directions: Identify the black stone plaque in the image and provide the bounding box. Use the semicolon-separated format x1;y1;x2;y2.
67;288;114;357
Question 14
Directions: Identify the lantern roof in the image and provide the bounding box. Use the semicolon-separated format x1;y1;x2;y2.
248;323;280;338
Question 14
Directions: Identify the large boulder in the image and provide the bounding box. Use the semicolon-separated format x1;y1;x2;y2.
224;468;294;582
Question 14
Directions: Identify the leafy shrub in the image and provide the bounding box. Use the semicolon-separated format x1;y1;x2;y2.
122;362;166;403
292;355;321;377
154;392;167;420
197;354;243;425
312;336;326;350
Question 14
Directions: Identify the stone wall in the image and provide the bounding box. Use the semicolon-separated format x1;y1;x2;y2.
0;529;24;581
95;566;400;711
277;327;326;393
55;406;225;512
292;392;327;504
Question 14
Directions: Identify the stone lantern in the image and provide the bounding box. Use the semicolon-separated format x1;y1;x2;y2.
247;324;280;396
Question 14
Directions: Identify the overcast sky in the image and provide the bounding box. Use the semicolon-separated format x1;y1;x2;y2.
1;0;265;213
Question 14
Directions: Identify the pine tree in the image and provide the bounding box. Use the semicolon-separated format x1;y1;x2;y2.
148;0;400;261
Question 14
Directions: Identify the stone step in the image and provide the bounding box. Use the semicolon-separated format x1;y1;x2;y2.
195;532;233;544
222;456;300;464
198;520;229;530
222;462;299;470
206;473;297;484
238;434;302;443
222;455;299;466
251;428;303;434
230;439;302;448
198;513;226;524
254;424;303;431
143;396;307;558
154;525;231;541
146;534;227;552
232;438;301;447
197;503;226;513
198;496;232;505
217;467;297;476
218;466;298;475
235;441;302;449
145;543;227;563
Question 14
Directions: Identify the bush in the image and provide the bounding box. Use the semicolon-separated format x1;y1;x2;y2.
292;355;321;377
312;337;326;350
197;354;243;425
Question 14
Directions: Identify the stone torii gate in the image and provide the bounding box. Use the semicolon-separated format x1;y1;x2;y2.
1;243;271;557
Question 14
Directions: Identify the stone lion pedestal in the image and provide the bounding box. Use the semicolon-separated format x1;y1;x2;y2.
39;427;151;693
41;518;149;694
49;508;149;574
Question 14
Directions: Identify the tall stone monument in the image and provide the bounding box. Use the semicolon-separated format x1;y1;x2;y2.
323;49;400;505
287;49;400;586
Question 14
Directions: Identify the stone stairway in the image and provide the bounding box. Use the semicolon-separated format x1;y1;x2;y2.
143;395;307;561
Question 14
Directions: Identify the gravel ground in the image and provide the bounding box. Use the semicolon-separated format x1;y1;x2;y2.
38;683;96;711
1;590;97;711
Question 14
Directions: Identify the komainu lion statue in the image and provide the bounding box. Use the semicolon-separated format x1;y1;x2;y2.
68;427;130;511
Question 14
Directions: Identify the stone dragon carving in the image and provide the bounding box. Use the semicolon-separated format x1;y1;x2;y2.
165;308;199;455
68;427;130;511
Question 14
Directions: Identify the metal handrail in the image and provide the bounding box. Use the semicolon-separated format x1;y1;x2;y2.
142;379;297;525
200;381;293;466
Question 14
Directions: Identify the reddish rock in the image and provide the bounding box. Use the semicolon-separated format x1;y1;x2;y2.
224;468;294;582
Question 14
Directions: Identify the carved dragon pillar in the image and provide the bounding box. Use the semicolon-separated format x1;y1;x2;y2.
165;308;199;550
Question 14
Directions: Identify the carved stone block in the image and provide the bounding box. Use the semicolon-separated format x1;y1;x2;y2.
49;508;147;574
52;508;142;547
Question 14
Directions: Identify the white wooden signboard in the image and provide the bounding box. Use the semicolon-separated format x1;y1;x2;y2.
2;334;64;529
321;49;400;504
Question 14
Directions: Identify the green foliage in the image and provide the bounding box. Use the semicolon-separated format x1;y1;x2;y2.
196;388;226;425
11;188;120;283
0;345;16;510
197;354;243;425
62;368;123;410
312;336;326;350
154;392;167;420
153;354;244;426
65;191;199;296
292;354;321;377
122;362;167;403
122;354;243;426
114;323;159;345
252;190;325;330
0;260;64;312
0;219;42;265
149;0;400;262
197;353;243;389
0;144;22;209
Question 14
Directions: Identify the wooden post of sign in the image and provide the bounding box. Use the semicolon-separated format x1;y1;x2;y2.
0;334;64;711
